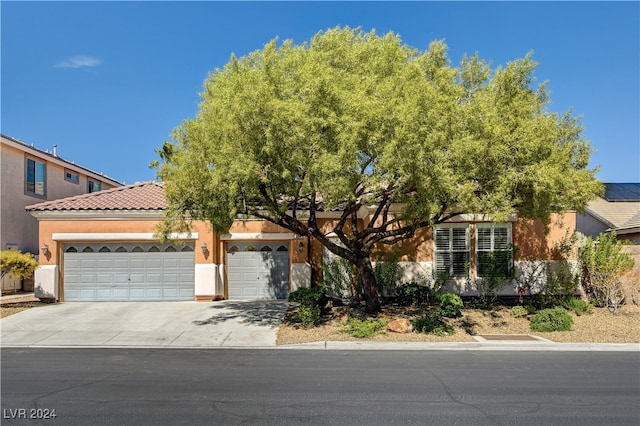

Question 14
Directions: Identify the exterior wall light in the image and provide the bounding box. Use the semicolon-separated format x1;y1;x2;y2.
297;241;304;253
201;242;208;254
41;244;49;255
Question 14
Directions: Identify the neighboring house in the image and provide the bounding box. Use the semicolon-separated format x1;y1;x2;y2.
577;183;640;244
1;134;122;291
27;181;577;302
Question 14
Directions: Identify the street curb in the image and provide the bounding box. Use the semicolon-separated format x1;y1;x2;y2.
275;341;640;351
3;341;638;351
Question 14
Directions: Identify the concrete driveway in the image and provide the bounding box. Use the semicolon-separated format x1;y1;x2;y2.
0;300;288;348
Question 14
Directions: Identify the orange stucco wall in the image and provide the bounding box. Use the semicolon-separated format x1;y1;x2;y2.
513;212;577;260
37;217;310;267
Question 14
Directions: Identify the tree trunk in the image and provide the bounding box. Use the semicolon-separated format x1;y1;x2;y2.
356;257;382;314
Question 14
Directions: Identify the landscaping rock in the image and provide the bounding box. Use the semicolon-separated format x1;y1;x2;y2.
387;318;412;333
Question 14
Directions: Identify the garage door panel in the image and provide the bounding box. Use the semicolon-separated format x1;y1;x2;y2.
64;243;195;301
112;289;130;300
113;259;129;268
147;259;163;268
96;274;113;284
227;242;289;300
79;289;96;299
96;288;113;299
80;259;97;268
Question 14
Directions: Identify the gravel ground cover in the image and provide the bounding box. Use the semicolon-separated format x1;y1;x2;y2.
276;303;640;345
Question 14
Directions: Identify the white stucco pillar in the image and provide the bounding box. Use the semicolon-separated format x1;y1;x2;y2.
195;264;218;297
291;263;311;291
34;265;58;300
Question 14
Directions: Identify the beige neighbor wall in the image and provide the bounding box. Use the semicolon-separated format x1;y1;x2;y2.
1;142;119;255
1;138;119;292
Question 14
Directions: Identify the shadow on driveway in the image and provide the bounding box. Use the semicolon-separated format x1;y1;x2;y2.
193;300;288;328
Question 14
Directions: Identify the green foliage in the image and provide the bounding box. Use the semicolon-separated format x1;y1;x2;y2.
0;249;39;280
580;232;635;314
344;318;388;338
374;252;403;293
561;296;593;316
322;256;358;300
471;249;513;306
529;307;573;332
437;293;464;318
510;305;529;318
392;282;436;306
295;305;322;329
154;26;601;313
412;313;455;336
288;286;327;307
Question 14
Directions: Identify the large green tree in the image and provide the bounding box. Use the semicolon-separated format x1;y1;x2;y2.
154;27;601;313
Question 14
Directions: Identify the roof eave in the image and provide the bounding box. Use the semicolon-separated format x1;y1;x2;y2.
29;209;166;220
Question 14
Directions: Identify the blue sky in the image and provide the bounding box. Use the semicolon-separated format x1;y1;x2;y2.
2;1;638;185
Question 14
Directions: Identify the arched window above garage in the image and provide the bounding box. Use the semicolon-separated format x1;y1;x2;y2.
132;246;144;252
82;246;94;253
276;245;288;252
115;246;127;253
99;246;111;253
165;246;177;252
65;246;77;253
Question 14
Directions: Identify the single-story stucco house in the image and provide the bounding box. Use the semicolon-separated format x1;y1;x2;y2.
27;181;577;302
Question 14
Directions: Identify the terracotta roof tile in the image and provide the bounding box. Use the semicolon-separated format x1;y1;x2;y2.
25;181;167;211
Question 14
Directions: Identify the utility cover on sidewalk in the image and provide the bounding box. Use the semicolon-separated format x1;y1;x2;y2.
475;334;550;342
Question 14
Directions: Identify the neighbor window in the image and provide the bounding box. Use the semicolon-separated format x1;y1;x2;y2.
476;224;513;278
65;169;79;184
25;157;46;197
87;179;102;193
434;225;469;278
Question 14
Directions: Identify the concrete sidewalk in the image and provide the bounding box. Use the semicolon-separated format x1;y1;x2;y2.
1;300;288;348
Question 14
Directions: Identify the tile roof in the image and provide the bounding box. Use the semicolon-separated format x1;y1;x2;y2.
25;181;167;211
584;197;640;231
619;210;640;232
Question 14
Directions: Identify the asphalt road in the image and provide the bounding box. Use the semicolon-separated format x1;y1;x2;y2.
2;349;639;426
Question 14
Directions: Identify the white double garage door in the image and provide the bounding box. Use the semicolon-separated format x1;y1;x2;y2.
63;241;289;301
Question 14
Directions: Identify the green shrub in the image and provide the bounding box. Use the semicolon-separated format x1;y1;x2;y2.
412;313;454;336
288;286;327;307
344;318;387;338
437;293;464;318
530;307;573;332
296;305;322;329
510;305;529;318
393;282;435;306
561;296;593;316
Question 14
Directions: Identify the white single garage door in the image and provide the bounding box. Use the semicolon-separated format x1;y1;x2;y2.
226;242;289;300
63;242;195;301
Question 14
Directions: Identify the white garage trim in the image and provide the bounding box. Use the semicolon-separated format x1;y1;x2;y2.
53;232;197;241
220;233;300;241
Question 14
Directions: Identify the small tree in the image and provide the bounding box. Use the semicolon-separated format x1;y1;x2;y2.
579;232;635;314
0;249;39;292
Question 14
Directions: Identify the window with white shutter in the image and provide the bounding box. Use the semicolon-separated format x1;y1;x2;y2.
434;225;469;278
476;224;512;278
